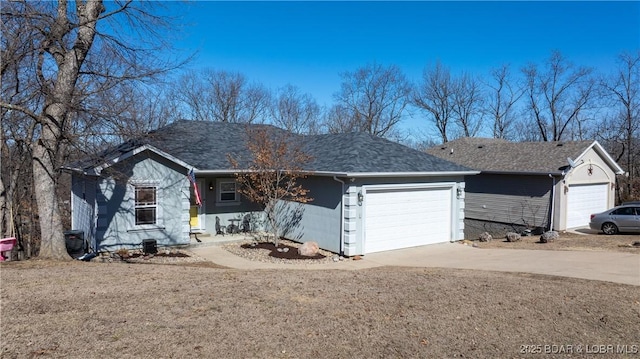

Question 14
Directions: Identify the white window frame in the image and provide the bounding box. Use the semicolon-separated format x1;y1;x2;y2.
129;181;163;231
216;178;240;206
135;185;157;225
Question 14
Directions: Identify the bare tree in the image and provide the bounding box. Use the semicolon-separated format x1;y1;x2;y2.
412;62;455;143
173;69;270;123
522;51;595;141
92;84;175;143
270;84;322;134
325;104;357;134
599;51;640;201
228;127;313;247
0;121;26;238
330;63;411;138
485;64;524;139
451;73;484;138
1;1;186;259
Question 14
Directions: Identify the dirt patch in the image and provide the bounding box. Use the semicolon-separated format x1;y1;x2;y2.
1;260;639;358
473;232;640;253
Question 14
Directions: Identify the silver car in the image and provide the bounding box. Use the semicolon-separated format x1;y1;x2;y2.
589;204;640;235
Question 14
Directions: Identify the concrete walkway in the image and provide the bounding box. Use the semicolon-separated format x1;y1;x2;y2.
189;241;640;286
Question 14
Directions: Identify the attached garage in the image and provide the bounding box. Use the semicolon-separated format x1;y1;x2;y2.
364;184;454;254
566;183;609;229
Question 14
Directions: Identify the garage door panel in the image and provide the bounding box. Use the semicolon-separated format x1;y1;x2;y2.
366;220;448;238
365;186;453;254
366;202;439;219
566;184;608;228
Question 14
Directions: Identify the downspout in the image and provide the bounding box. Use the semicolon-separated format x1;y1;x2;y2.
548;174;555;231
92;177;99;253
333;176;345;255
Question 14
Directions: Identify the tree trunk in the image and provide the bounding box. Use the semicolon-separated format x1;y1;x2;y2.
0;175;6;238
0;143;5;237
266;202;280;248
31;1;104;260
32;125;70;260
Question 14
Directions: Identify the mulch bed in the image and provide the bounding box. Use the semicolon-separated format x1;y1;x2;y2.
241;242;326;260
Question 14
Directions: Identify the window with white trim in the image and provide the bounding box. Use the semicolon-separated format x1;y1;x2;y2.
217;179;240;205
135;186;157;225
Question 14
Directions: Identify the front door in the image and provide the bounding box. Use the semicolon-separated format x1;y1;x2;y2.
189;179;205;232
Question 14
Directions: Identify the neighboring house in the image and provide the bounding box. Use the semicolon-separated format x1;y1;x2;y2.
65;120;477;256
426;138;625;238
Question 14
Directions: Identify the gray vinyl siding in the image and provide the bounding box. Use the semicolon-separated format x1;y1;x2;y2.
276;176;467;255
95;151;190;251
465;174;551;229
70;175;97;251
278;176;343;253
464;218;534;240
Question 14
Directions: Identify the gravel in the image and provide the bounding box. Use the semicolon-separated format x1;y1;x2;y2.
94;248;211;265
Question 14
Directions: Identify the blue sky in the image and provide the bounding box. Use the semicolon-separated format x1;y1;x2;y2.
167;1;639;135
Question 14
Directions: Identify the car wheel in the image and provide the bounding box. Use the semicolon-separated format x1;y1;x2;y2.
602;222;618;235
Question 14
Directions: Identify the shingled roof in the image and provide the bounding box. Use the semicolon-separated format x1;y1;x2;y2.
303;132;472;173
425;137;609;174
71;120;474;176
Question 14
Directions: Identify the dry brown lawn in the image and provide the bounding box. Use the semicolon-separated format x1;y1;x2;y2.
1;255;639;358
473;232;640;254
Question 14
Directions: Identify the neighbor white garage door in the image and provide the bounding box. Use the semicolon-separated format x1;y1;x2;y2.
566;183;609;228
364;185;453;254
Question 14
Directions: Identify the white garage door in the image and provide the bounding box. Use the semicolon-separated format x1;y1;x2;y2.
566;183;609;228
364;186;453;254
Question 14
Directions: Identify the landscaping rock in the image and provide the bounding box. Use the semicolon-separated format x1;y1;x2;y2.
478;232;492;242
540;231;559;243
298;241;320;256
505;232;521;242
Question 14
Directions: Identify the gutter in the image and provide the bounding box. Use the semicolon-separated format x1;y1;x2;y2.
194;169;240;175
306;170;480;178
332;176;345;256
481;170;566;176
60;166;99;177
195;169;480;177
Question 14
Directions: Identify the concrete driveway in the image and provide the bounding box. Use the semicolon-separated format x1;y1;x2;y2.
190;242;640;286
